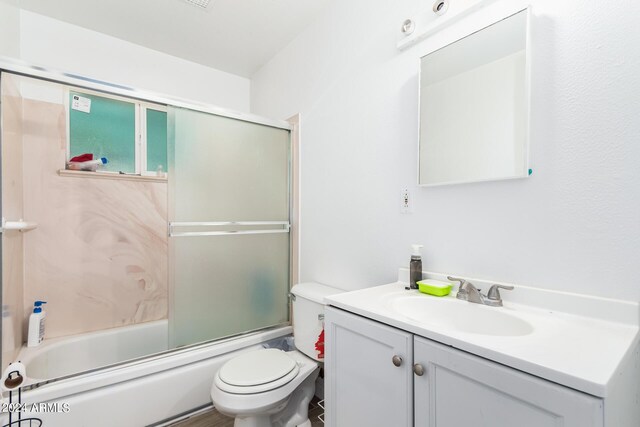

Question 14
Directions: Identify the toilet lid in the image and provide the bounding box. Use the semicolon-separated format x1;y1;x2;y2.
218;349;298;387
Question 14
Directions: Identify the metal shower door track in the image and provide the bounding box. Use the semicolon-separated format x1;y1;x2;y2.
168;221;290;237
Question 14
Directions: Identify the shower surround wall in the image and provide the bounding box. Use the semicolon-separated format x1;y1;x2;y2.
2;74;168;344
1;74;25;364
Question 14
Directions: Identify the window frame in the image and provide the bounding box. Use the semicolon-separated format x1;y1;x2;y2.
66;87;167;176
140;103;168;176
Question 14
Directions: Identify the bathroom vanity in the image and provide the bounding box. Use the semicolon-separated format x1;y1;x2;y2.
324;272;640;427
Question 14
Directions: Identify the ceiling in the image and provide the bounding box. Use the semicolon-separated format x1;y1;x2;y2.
8;0;330;77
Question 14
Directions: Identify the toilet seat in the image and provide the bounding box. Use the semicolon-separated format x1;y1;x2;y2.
215;349;301;394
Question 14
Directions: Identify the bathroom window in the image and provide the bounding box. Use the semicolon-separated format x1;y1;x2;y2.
145;108;168;174
68;89;168;175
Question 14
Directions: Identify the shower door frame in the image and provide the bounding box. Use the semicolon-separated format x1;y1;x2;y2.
0;59;299;386
166;105;294;348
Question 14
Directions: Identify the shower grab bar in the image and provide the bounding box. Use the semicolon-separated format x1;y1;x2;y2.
169;221;290;237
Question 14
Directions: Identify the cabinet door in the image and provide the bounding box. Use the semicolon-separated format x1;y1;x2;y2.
414;336;603;427
325;307;413;427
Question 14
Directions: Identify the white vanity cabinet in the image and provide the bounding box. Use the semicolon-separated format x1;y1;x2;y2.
413;336;603;427
324;306;414;427
325;307;604;427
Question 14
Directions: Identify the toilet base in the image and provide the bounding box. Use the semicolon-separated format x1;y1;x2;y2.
233;417;312;427
270;366;318;427
233;415;272;427
227;366;319;427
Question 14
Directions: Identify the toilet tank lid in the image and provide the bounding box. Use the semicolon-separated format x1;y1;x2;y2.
291;282;343;304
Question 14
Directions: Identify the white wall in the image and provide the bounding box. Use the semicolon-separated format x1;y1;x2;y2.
18;11;250;112
251;0;640;301
0;2;20;58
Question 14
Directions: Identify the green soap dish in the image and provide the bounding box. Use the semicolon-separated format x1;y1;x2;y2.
417;280;452;297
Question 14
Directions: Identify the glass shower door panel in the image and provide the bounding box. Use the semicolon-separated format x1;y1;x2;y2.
171;233;289;347
168;107;291;348
170;108;289;222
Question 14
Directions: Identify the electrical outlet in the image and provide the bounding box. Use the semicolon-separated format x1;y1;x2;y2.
400;188;412;213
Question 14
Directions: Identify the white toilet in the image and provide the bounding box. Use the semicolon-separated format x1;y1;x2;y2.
210;282;342;427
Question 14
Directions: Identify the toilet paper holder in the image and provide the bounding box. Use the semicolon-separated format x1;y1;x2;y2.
0;361;44;427
0;362;25;392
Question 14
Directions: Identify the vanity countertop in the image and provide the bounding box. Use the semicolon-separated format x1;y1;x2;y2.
325;277;639;398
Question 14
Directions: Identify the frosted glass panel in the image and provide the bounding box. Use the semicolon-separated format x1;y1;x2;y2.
169;108;289;222
146;109;168;173
168;107;291;348
170;233;290;347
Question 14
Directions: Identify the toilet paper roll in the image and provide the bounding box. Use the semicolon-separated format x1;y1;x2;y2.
1;362;26;391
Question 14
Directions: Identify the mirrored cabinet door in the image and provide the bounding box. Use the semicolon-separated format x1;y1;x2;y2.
419;8;530;186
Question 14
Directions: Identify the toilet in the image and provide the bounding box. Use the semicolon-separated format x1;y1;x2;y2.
210;282;342;427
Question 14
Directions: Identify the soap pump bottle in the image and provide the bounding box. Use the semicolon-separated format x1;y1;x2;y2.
27;300;47;347
410;245;424;289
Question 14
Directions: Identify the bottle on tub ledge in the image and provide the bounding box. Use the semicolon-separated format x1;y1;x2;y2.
27;300;47;347
409;244;424;289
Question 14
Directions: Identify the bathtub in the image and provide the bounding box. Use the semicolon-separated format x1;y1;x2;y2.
1;323;292;426
18;320;169;381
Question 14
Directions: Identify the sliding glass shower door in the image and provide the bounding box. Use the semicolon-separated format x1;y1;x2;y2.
168;107;291;348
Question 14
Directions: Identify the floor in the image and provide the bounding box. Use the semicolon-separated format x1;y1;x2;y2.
170;397;325;427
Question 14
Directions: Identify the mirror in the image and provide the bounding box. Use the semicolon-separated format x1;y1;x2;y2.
419;9;530;186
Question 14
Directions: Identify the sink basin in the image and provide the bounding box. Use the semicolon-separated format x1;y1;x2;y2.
389;296;534;337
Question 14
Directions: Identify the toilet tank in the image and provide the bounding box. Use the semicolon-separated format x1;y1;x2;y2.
290;282;343;361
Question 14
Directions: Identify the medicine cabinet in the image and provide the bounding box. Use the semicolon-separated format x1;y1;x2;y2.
418;8;530;186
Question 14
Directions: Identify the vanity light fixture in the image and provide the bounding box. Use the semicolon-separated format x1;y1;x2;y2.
433;0;449;16
401;19;416;35
399;0;451;43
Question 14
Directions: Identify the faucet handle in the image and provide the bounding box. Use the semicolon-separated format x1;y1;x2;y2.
486;285;514;304
447;276;479;291
447;276;468;292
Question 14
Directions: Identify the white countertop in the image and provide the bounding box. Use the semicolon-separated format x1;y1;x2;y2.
325;280;639;398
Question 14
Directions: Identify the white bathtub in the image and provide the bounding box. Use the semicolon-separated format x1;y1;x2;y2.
1;324;292;426
18;320;169;381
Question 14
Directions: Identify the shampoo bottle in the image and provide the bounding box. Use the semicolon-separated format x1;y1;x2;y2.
27;300;47;347
410;244;423;289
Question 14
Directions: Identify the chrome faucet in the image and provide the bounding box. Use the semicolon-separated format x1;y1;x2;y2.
447;276;513;307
